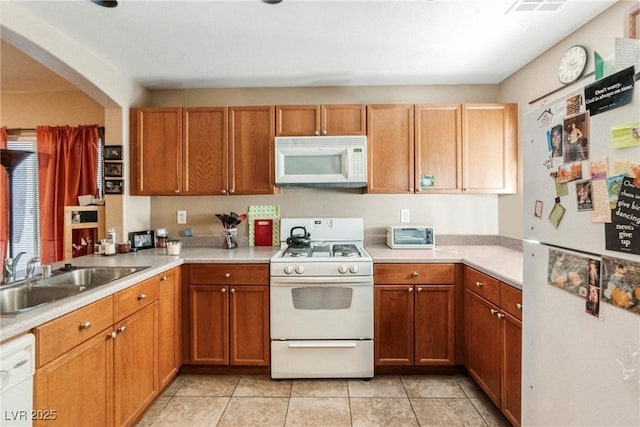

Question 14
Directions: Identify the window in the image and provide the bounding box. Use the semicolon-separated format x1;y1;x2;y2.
7;139;40;263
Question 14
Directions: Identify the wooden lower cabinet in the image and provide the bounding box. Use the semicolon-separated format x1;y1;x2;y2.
33;268;179;427
464;266;522;427
158;267;182;388
34;328;114;427
187;264;270;366
114;301;159;426
374;263;456;366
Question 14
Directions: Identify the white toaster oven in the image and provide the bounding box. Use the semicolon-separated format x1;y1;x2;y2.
386;226;435;249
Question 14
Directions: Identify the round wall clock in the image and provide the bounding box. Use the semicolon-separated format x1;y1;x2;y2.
558;45;588;85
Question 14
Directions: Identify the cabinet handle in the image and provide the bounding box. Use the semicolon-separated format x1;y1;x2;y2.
408;188;414;192
79;321;92;330
417;287;423;292
322;130;327;135
230;288;235;294
117;325;127;334
107;331;117;339
490;308;498;315
137;293;147;300
411;272;419;278
160;275;168;282
408;287;413;292
229;189;235;194
221;288;226;293
475;281;484;288
221;189;227;194
224;272;231;279
314;130;320;136
496;313;505;319
516;303;523;310
174;189;180;194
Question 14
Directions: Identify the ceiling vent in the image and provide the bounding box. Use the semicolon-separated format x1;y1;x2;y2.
507;0;567;13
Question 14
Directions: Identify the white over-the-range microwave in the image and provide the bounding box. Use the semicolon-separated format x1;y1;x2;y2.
274;135;367;188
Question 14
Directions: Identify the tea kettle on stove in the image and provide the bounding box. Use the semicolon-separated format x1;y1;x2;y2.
286;226;311;247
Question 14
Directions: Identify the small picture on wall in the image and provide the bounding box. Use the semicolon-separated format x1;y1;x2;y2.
104;179;123;195
104;145;123;160
563;112;589;162
576;180;593;211
104;162;123;177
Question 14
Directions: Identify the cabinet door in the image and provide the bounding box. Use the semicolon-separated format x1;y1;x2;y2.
367;104;414;193
229;285;270;366
183;107;228;195
322;104;366;135
189;285;229;364
462;104;517;193
415;285;455;365
374;285;414;365
276;105;321;136
130;108;182;195
34;329;113;427
415;104;462;193
158;268;182;389
465;289;501;406
228;106;278;195
501;311;522;427
113;301;159;427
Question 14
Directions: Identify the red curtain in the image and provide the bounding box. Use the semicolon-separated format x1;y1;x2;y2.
37;126;99;263
0;127;7;263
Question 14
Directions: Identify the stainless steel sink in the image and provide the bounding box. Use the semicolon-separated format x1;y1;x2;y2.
35;266;148;288
0;266;149;315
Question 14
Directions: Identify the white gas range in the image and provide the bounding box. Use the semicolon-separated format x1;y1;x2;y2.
270;218;374;379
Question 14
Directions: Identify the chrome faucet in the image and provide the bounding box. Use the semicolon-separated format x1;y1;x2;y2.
3;251;26;284
26;257;40;279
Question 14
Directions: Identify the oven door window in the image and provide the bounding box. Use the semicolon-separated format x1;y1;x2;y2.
291;286;352;310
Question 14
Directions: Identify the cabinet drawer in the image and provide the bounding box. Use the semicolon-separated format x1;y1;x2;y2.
374;263;454;284
464;267;500;305
188;264;268;285
35;296;114;367
114;277;159;323
500;283;522;320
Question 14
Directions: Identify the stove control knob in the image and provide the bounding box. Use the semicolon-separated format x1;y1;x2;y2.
295;265;305;274
338;265;348;274
284;265;294;275
349;264;359;274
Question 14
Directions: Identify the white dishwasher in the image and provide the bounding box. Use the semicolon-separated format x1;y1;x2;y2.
0;333;35;427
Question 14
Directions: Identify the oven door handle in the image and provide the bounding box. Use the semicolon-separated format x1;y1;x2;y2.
287;342;357;349
270;276;373;286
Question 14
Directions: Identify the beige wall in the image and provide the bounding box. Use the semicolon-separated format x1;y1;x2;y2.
1;91;104;128
497;0;635;239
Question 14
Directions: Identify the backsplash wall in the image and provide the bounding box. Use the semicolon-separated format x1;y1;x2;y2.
148;189;499;240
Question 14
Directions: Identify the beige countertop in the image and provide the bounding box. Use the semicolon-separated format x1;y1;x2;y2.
365;244;523;289
1;244;522;343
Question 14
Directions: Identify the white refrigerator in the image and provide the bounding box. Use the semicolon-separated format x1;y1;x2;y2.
522;67;640;426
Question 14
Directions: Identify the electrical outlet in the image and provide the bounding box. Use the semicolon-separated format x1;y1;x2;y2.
400;209;410;223
177;210;187;224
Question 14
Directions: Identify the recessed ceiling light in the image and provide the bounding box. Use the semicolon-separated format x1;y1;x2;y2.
90;0;118;8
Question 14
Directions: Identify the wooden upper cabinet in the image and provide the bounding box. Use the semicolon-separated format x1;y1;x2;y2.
182;107;228;195
229;106;279;195
462;103;518;194
130;108;182;195
276;104;366;136
415;104;462;193
367;104;415;193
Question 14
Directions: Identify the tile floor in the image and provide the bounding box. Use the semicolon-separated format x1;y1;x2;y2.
137;373;511;427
